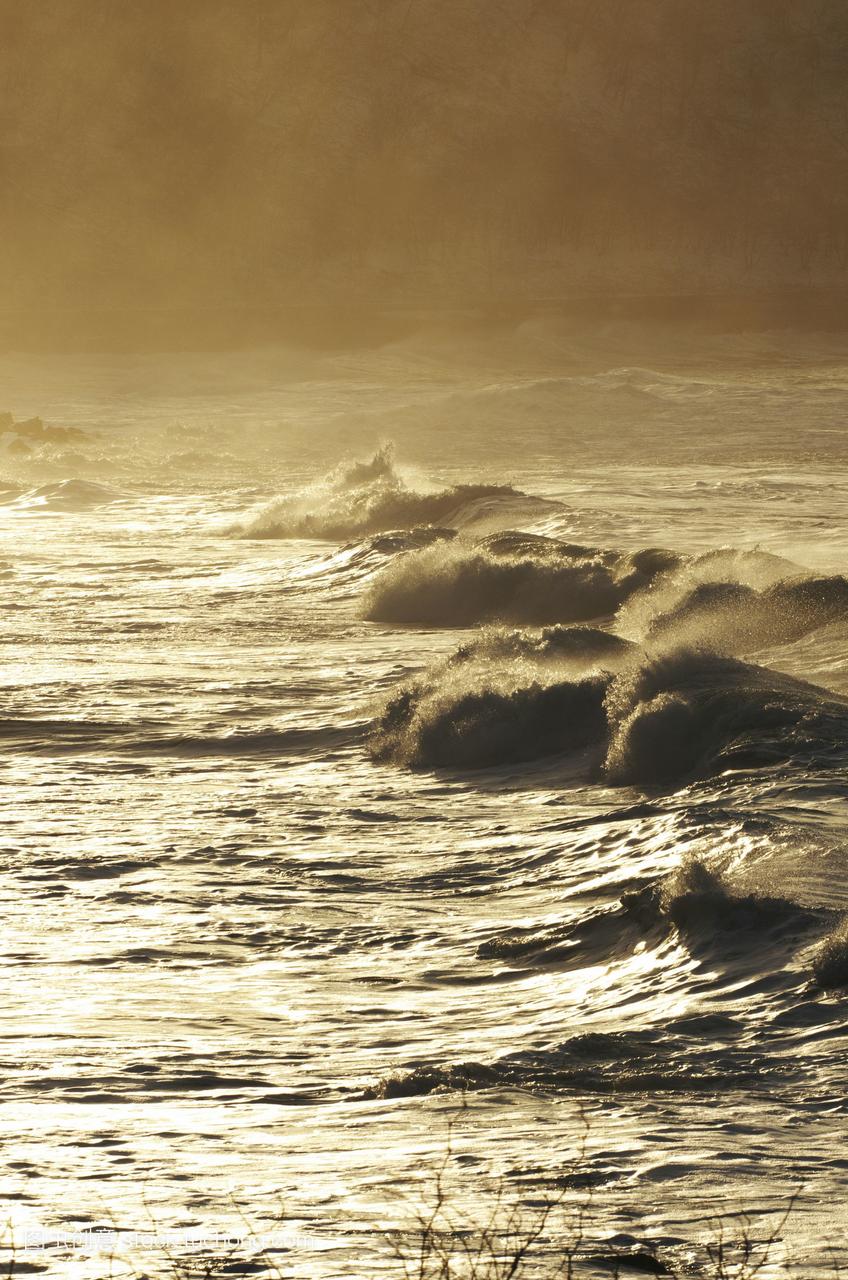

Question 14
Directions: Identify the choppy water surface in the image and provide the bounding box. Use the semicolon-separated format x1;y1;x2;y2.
1;325;848;1278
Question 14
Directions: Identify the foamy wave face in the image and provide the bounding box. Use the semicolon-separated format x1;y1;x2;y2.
646;574;848;654
369;672;610;769
365;532;842;649
450;624;636;667
617;548;801;642
365;535;680;627
657;858;818;938
233;445;559;541
811;917;848;989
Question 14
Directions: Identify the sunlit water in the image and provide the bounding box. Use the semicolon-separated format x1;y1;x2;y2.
1;324;847;1278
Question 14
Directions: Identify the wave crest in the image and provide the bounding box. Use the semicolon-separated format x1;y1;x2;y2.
811;918;848;989
450;624;636;667
480;858;823;971
234;446;559;541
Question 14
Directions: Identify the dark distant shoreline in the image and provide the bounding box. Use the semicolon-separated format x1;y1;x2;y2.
2;289;848;353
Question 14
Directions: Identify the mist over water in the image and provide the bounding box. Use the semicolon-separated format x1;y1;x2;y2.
3;5;848;1278
6;1;848;344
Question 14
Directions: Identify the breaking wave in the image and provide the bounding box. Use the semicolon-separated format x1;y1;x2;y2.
643;573;848;654
368;672;610;769
656;858;824;939
367;619;639;769
365;534;680;626
234;445;560;540
450;624;636;667
370;638;848;785
811;917;848;989
364;535;828;640
616;547;801;640
481;857;826;967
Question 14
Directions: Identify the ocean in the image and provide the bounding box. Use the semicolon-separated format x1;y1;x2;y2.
1;320;847;1277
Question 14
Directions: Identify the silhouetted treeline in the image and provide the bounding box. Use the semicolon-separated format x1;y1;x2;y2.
2;0;848;322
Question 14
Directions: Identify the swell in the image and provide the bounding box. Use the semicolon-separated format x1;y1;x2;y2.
0;718;361;759
363;1038;769;1101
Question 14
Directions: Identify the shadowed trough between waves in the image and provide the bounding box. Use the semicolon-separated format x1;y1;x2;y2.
2;349;848;1279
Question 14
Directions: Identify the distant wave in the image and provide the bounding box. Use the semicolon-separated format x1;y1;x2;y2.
365;534;679;626
233;445;561;540
0;413;88;457
6;479;128;511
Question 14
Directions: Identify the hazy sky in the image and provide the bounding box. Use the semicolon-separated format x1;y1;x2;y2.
3;0;848;332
